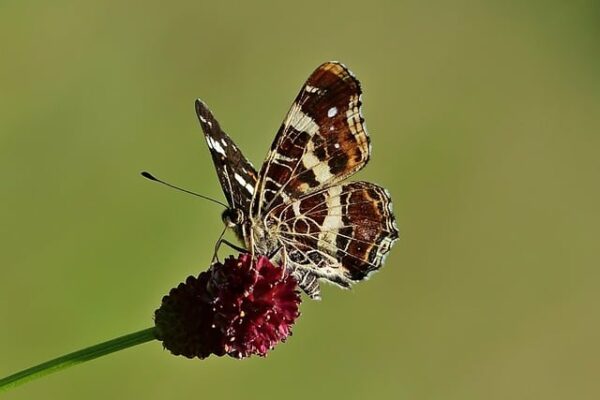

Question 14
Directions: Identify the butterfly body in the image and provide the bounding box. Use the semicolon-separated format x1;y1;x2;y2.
197;62;398;299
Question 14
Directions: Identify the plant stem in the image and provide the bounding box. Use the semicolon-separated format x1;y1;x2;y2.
0;327;156;393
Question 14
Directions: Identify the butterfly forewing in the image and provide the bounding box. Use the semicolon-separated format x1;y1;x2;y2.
195;99;258;212
251;62;370;218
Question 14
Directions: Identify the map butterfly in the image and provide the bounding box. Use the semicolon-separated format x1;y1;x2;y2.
196;62;399;299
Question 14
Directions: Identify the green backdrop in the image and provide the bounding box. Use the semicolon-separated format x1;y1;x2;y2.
1;1;599;399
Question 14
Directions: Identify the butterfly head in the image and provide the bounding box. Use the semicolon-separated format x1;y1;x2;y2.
221;208;244;228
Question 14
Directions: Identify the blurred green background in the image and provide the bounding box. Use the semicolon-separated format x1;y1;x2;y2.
1;0;599;399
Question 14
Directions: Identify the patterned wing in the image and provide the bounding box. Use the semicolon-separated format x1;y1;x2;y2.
195;99;258;212
250;62;370;218
266;181;399;288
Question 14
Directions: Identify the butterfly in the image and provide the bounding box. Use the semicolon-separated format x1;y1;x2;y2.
196;62;399;299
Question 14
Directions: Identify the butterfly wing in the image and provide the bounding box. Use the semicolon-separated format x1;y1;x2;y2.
195;99;258;213
267;181;398;289
250;62;370;219
250;62;397;297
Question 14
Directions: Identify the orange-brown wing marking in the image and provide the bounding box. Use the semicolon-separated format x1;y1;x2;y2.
251;62;370;218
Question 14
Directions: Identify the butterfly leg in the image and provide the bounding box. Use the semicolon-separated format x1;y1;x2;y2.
211;226;228;264
220;239;248;254
268;245;283;259
212;236;249;264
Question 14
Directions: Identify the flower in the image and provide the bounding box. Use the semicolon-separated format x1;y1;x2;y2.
154;254;301;359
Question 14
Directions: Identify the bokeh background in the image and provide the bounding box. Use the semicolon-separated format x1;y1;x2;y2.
1;1;599;399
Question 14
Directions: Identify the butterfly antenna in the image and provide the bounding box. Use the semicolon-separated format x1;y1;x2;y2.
141;171;228;208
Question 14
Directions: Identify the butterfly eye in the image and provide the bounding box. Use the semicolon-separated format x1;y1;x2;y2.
221;209;244;227
221;209;236;227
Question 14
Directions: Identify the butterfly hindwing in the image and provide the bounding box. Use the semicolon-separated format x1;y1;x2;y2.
251;62;370;218
266;181;398;288
195;99;258;211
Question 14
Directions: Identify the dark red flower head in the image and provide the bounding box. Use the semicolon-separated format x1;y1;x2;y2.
154;254;301;359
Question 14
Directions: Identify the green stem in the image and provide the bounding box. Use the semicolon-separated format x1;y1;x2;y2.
0;327;157;393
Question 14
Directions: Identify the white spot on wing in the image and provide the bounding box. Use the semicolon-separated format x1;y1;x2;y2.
322;185;342;230
285;103;319;136
233;172;255;195
274;153;296;162
301;138;334;182
292;200;301;217
209;137;226;155
327;107;338;117
318;185;343;251
358;93;365;119
234;173;246;187
304;153;333;181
